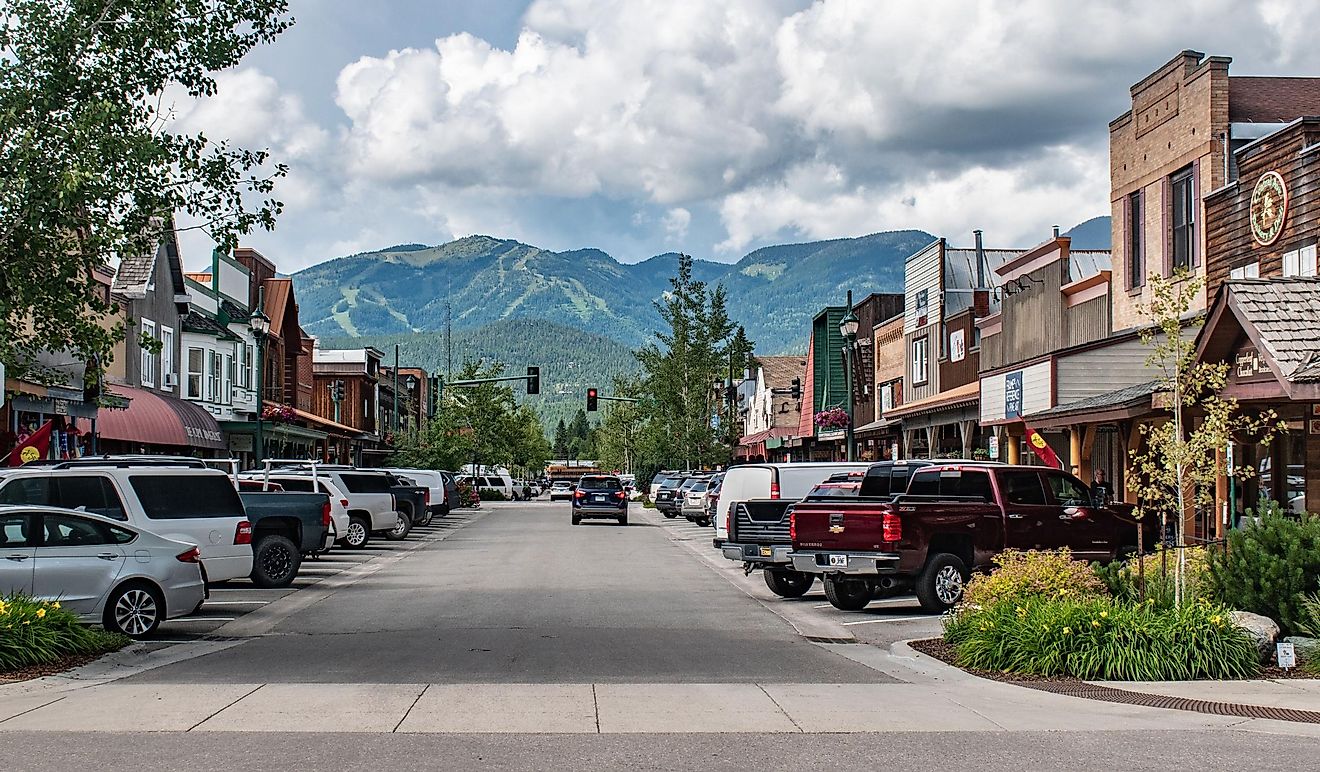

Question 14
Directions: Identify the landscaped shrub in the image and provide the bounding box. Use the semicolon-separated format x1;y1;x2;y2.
961;549;1107;609
1207;504;1320;634
478;489;508;501
1092;545;1214;608
943;596;1259;680
0;596;129;672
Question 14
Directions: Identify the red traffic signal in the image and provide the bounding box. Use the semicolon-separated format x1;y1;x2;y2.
586;388;598;411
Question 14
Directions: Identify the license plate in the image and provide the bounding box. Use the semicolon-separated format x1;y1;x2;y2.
828;554;848;567
759;546;773;557
594;495;605;503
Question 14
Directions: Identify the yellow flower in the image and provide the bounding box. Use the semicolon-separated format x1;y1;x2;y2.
36;608;46;619
1100;611;1108;618
1062;627;1072;635
51;601;60;609
1092;620;1101;628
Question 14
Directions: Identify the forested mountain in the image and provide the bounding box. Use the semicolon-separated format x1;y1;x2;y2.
292;230;934;353
319;317;636;429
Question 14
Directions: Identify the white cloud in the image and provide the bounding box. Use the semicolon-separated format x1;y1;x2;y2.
168;1;1320;270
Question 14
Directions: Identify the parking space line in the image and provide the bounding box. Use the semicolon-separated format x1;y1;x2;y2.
840;616;932;625
200;601;270;606
171;617;237;623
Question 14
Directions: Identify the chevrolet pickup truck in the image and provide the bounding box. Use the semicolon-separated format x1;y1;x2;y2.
789;463;1154;612
722;460;957;598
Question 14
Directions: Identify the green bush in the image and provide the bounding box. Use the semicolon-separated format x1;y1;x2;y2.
961;549;1107;609
1092;545;1215;609
1207;505;1320;634
478;489;508;501
943;597;1259;680
1;595;129;672
1298;593;1320;676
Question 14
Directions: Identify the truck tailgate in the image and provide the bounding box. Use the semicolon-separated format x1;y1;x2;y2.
791;501;893;551
729;499;795;543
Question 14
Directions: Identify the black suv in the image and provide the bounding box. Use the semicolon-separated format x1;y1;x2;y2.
571;475;628;526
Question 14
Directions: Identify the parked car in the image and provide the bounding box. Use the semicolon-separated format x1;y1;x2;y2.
464;470;514;499
0;505;205;638
714;461;869;544
233;482;333;588
268;464;413;542
381;468;450;519
703;474;724;523
0;462;253;584
653;475;687;518
243;474;353;550
549;481;574;501
649;471;678;501
571;475;629;526
680;479;713;526
788;462;1156;612
721;460;948;597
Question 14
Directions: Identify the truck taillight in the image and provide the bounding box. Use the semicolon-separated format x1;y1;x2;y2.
789;511;796;542
425;490;431;505
322;502;332;527
883;513;902;543
234;520;252;545
770;481;781;500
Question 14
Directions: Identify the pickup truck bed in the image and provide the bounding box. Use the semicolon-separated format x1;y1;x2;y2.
238;491;331;588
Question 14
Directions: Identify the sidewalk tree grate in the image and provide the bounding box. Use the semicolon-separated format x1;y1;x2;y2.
1019;680;1320;724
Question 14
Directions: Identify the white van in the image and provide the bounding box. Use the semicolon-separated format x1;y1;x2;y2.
713;463;870;542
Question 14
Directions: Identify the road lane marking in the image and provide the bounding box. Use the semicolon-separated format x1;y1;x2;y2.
841;616;932;625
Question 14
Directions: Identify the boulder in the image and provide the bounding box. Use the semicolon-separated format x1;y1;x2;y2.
1230;611;1281;663
1283;636;1320;664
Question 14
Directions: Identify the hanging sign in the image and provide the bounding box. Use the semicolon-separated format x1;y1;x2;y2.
1250;171;1287;246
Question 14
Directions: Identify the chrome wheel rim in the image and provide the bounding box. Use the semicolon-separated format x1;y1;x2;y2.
346;521;367;546
392;514;408;536
260;542;294;580
114;589;157;636
935;565;964;605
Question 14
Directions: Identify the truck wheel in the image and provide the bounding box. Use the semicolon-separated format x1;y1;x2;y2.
663;511;677;519
344;516;370;549
696;517;711;527
386;512;411;541
915;553;968;612
823;574;871;611
572;514;581;525
617;515;628;526
764;568;814;598
250;534;301;588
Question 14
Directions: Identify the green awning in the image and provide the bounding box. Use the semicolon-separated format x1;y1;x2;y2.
219;421;328;442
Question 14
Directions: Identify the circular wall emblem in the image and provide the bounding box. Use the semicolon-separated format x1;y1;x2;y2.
1250;171;1287;246
19;446;40;463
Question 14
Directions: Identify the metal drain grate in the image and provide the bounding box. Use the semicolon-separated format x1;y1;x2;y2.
1019;680;1320;724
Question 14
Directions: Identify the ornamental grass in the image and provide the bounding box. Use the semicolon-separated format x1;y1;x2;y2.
0;595;129;672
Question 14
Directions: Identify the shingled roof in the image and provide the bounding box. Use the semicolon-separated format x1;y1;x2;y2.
757;355;805;390
111;246;159;299
1227;278;1320;383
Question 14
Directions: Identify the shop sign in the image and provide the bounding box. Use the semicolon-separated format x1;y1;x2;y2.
1310;420;1320;436
1232;346;1273;383
1004;371;1023;418
1250;171;1287;246
950;329;966;363
987;435;999;459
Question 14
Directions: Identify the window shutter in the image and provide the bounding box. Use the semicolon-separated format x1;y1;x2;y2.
1122;192;1132;289
1302;244;1318;277
1191;159;1200;267
1284;249;1300;277
1162;176;1173;277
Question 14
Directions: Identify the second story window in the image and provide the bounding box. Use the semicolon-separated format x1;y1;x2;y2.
140;319;157;387
911;337;929;385
186;348;203;399
1171;167;1196;271
1128;190;1144;288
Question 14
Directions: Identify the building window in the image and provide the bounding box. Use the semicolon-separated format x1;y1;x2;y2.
222;354;233;405
140;319;156;387
911;338;929;385
245;343;256;390
1128;190;1144;287
1283;244;1318;277
186;348;204;399
208;350;221;402
160;326;175;390
1229;262;1260;280
1171;167;1195;271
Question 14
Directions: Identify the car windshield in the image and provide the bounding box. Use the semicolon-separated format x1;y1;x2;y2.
579;477;622;491
689;482;707;493
660;478;683;489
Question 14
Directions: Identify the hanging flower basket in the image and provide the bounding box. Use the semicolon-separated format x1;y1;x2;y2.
261;404;298;423
814;408;850;430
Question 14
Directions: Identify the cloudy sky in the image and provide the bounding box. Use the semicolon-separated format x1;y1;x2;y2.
172;0;1320;272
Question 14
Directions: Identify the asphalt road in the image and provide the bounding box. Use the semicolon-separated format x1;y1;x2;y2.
126;500;890;684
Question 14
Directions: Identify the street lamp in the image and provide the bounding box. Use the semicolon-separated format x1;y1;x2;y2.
249;295;271;466
404;374;417;431
838;292;859;462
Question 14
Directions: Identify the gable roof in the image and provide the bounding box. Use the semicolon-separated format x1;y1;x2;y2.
111;248;158;298
1228;77;1320;123
1225;278;1320;383
261;278;293;337
757;355;805;390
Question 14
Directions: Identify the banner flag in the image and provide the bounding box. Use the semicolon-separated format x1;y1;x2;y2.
1024;424;1062;469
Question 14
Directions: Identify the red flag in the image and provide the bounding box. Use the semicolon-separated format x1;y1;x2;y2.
1023;424;1062;469
7;421;53;466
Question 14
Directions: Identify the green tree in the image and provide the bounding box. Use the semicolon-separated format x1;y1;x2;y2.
0;0;292;384
552;419;569;459
1127;271;1278;604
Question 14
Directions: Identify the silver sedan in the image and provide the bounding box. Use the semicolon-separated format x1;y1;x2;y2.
0;505;205;638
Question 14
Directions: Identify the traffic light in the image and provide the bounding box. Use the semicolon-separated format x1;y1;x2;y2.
333;379;346;402
586;388;598;412
527;366;540;395
790;377;801;399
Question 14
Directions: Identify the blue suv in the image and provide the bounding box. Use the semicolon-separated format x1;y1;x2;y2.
571;475;628;526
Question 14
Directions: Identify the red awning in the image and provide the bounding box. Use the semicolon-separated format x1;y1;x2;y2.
97;385;227;450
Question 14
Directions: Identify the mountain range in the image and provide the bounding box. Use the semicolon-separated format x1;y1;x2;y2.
292;219;1109;421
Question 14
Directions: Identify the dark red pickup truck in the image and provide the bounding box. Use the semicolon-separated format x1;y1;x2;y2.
789;463;1154;612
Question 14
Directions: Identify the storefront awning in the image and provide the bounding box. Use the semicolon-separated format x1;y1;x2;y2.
884;382;980;421
854;417;900;435
98;385;227;450
1026;380;1160;429
264;401;362;436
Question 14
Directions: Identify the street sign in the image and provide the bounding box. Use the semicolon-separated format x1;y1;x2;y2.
1277;641;1296;669
987;435;999;459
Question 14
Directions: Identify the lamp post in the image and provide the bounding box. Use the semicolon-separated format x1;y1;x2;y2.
838;291;860;463
404;374;417;434
249;294;271;466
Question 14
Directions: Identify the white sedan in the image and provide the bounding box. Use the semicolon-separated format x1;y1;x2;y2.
0;505;206;638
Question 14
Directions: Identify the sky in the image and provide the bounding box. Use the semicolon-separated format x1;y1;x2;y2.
171;0;1320;272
